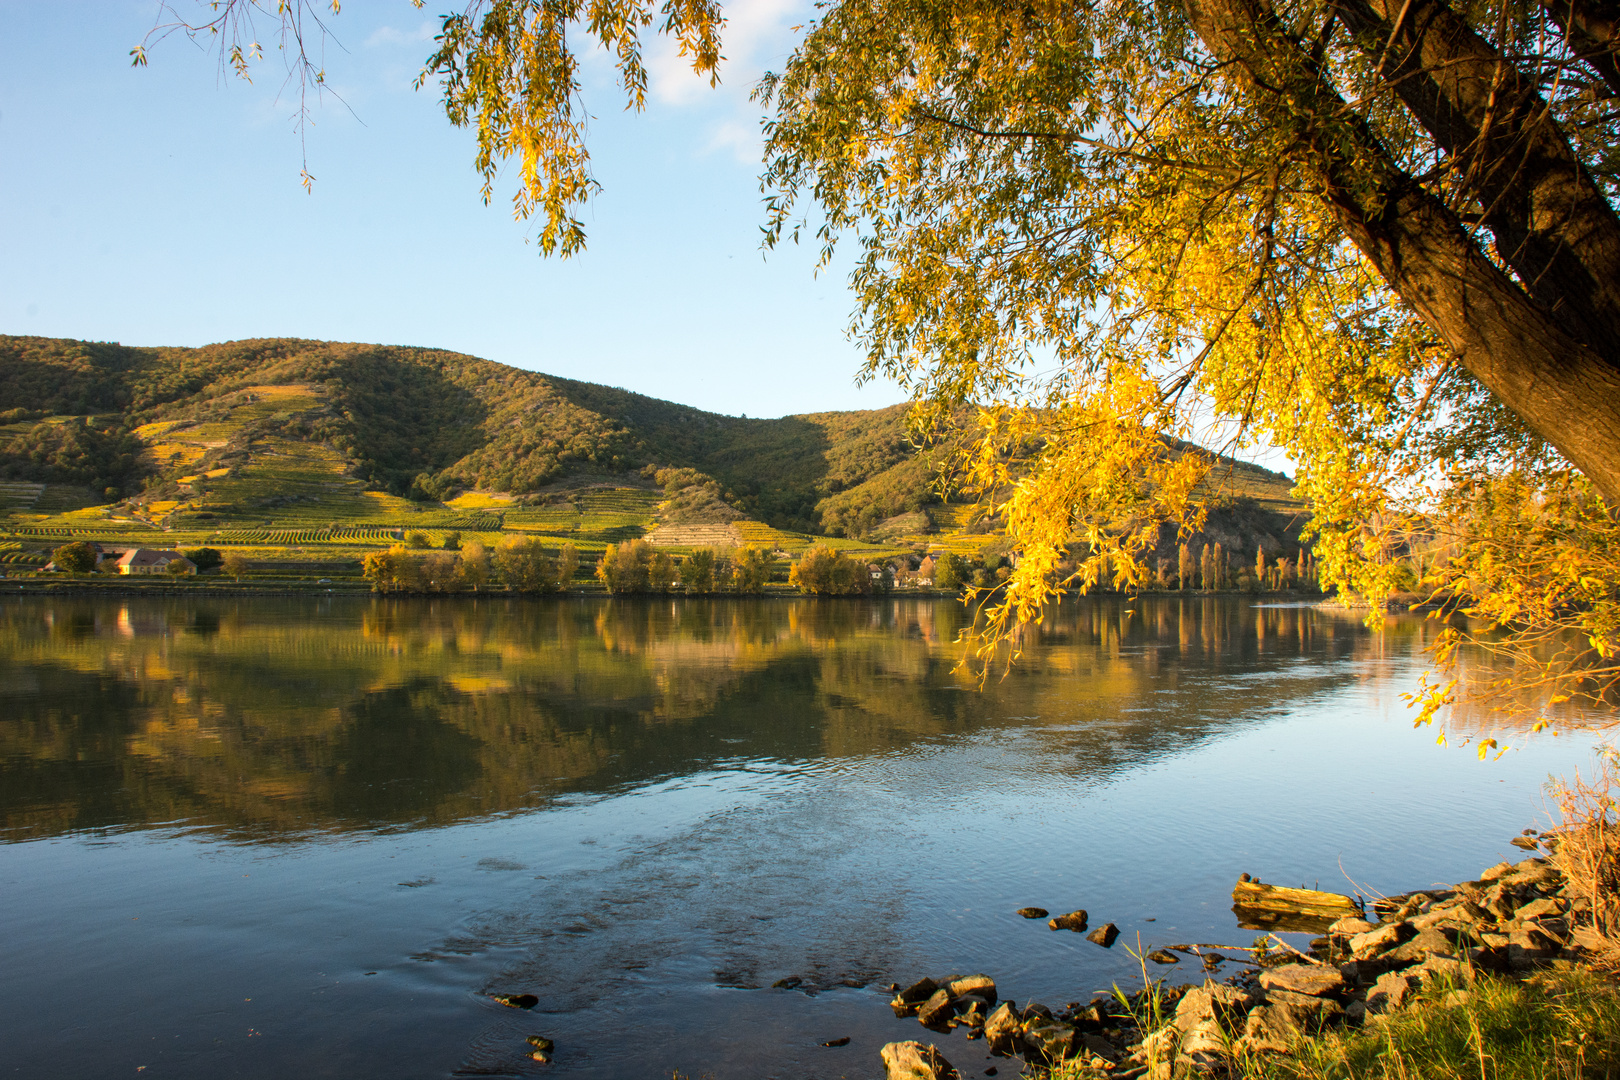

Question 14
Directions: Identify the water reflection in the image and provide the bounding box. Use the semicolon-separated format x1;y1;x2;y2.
0;595;1454;842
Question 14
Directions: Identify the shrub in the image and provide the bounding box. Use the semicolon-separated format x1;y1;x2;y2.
50;541;98;574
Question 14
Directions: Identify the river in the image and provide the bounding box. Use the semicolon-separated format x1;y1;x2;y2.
0;594;1607;1078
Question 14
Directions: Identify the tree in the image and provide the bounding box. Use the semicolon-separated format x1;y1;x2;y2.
598;539;655;593
405;530;431;550
494;535;564;593
730;546;772;594
933;553;968;593
648;551;678;592
789;545;871;595
419;551;459;592
50;541;97;574
182;547;223;572
679;548;717;594
222;552;249;582
556;543;579;589
457;541;490;591
442;531;462;551
363;545;417;592
154;0;1620;717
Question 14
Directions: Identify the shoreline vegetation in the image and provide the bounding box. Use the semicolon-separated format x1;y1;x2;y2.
13;536;1330;601
869;780;1620;1080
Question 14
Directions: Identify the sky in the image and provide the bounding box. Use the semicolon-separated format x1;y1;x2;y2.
0;0;903;419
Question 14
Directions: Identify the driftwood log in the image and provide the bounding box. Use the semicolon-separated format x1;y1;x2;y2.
1232;875;1362;933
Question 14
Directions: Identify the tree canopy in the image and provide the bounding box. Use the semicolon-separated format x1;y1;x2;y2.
148;0;1620;726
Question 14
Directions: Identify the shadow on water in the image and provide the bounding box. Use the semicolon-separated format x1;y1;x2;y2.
0;594;1417;843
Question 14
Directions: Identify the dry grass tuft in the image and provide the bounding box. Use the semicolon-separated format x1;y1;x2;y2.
1549;751;1620;968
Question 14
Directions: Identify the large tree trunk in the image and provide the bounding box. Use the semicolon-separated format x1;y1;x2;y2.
1331;0;1620;357
1180;0;1620;503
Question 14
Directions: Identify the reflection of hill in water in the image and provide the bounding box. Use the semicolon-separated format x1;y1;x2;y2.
0;597;1413;842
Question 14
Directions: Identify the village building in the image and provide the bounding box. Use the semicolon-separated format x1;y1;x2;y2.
114;549;196;575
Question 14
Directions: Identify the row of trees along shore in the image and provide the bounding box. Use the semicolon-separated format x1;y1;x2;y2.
359;536;1319;597
362;538;775;595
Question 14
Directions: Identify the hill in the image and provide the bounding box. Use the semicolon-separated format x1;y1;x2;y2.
0;334;1309;578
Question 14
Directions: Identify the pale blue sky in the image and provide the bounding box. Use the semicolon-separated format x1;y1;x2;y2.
0;0;904;418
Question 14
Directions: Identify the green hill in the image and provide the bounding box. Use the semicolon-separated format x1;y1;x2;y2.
0;334;1307;575
0;335;955;534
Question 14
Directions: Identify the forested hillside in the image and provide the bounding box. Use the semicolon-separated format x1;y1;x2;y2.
0;335;961;536
0;335;1303;554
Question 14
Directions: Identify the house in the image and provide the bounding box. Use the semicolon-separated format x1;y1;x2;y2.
114;549;196;575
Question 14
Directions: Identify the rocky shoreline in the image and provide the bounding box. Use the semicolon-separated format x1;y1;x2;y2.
878;843;1607;1079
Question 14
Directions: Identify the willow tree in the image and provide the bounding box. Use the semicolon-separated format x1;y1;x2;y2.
148;0;1620;723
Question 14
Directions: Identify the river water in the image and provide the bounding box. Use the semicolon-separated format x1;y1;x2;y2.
0;594;1609;1078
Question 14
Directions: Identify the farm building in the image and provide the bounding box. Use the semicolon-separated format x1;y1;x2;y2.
114;549;196;575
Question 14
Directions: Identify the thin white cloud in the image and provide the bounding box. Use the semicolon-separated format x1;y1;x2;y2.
704;118;762;164
648;0;805;106
365;21;437;49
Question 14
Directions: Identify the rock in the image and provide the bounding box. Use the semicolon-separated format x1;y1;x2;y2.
917;988;957;1027
1365;970;1418;1014
1510;836;1540;850
880;1041;960;1080
1349;921;1416;958
1146;949;1180;964
1080;1033;1122;1063
1022;1019;1079;1063
773;976;803;989
1143;1025;1181;1080
822;1037;851;1047
946;974;997;1004
1482;883;1524;921
1382;927;1463;965
1260;963;1347;998
892;978;940;1016
1017;907;1049;919
1263;989;1343;1033
1501;858;1559;887
983;1003;1022;1053
1179;1018;1229;1064
1410;954;1466;986
1507;924;1561;960
526;1036;555;1052
490;993;539;1009
1328;915;1377;937
1516;897;1564;921
1344;999;1367;1025
1048;910;1089;932
1480;861;1515;881
1021;1002;1055;1023
1174;982;1254;1028
1086;923;1120;947
1240;1005;1295;1054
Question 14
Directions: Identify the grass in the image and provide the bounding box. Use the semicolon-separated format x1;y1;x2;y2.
1043;966;1620;1080
1240;967;1620;1080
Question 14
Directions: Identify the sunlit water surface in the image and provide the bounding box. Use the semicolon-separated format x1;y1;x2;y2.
0;595;1609;1079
